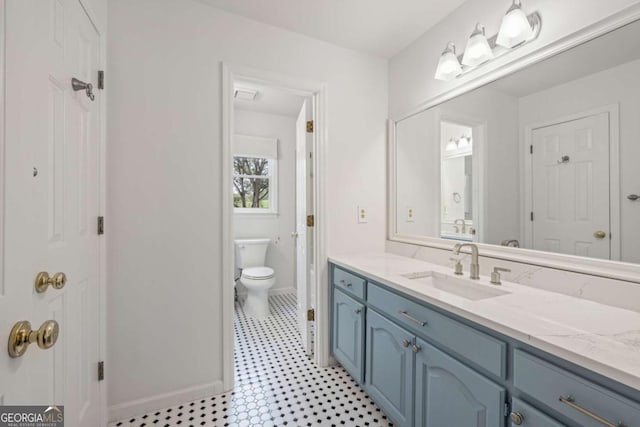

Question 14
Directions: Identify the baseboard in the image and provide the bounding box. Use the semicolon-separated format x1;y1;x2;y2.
236;286;296;297
108;380;224;422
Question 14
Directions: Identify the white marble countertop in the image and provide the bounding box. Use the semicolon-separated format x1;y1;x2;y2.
329;252;640;391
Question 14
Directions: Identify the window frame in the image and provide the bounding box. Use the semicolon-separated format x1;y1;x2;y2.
233;155;278;215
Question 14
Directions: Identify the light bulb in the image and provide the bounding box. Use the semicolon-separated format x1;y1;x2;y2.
462;24;494;67
496;0;534;48
435;43;463;81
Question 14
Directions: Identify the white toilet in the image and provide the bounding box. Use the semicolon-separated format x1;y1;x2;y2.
235;238;276;319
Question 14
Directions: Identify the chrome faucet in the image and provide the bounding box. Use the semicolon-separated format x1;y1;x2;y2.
453;243;480;280
454;219;466;234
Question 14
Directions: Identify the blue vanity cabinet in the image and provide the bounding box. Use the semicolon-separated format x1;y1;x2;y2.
329;263;640;427
415;338;506;427
365;309;415;427
331;288;365;383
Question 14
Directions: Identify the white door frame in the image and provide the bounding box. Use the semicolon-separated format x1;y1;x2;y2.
221;63;329;390
521;104;620;260
437;111;487;243
77;1;108;423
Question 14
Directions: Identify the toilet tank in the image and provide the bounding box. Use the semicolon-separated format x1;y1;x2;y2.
234;239;270;268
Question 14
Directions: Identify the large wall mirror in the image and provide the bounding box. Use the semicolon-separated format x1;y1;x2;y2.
391;18;640;267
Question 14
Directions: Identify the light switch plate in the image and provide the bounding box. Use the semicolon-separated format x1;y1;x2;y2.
357;206;368;223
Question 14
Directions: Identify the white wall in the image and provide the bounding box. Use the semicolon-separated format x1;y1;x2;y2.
234;110;297;292
107;0;387;417
389;0;640;117
519;59;640;263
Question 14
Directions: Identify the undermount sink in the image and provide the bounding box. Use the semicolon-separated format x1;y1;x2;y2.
401;271;511;301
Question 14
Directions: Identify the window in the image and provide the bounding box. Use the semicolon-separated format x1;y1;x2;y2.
232;134;279;214
233;156;277;213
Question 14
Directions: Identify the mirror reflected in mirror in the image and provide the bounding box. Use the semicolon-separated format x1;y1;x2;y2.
393;19;640;264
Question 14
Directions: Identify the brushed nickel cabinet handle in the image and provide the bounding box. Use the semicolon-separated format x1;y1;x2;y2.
398;310;427;327
412;344;421;353
559;396;625;427
401;339;411;348
354;309;362;315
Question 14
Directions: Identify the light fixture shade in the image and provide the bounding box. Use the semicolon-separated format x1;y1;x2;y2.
434;43;463;81
458;135;470;147
496;1;533;48
446;139;458;151
462;24;494;67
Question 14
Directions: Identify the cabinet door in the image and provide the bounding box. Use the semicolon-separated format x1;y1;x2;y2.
332;289;365;383
365;310;414;427
415;339;506;427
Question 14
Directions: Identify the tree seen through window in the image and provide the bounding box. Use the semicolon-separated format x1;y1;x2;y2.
233;156;272;209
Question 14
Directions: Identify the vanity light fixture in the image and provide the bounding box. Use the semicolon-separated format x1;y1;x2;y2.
434;42;463;81
446;138;458;151
496;0;534;48
462;24;494;67
433;1;541;81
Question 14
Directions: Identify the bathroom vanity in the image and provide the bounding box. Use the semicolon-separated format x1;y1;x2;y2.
329;253;640;427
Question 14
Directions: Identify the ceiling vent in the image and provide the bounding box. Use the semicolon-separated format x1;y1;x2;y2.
234;87;259;101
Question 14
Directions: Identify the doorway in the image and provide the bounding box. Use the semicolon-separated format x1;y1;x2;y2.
221;64;328;391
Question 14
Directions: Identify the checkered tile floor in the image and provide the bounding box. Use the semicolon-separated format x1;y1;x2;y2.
110;294;393;426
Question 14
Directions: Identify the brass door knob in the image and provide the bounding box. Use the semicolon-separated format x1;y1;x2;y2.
593;231;607;240
8;320;59;358
510;412;524;425
35;272;67;293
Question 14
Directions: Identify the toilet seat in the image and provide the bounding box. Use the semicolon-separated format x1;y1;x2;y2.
242;267;275;280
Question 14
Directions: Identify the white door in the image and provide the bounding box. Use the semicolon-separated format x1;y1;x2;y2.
0;0;102;425
531;112;610;259
295;99;313;355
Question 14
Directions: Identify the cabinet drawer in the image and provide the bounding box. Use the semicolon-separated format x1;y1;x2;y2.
333;266;366;299
367;282;506;379
514;350;640;427
510;398;565;427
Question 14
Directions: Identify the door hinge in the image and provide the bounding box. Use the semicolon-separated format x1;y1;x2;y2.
307;308;315;321
530;144;533;154
504;402;510;417
306;214;315;227
306;120;314;133
530;212;534;221
97;216;105;235
98;70;105;90
98;361;105;381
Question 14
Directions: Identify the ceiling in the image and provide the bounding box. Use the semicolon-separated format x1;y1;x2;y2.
194;0;467;58
234;79;305;117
